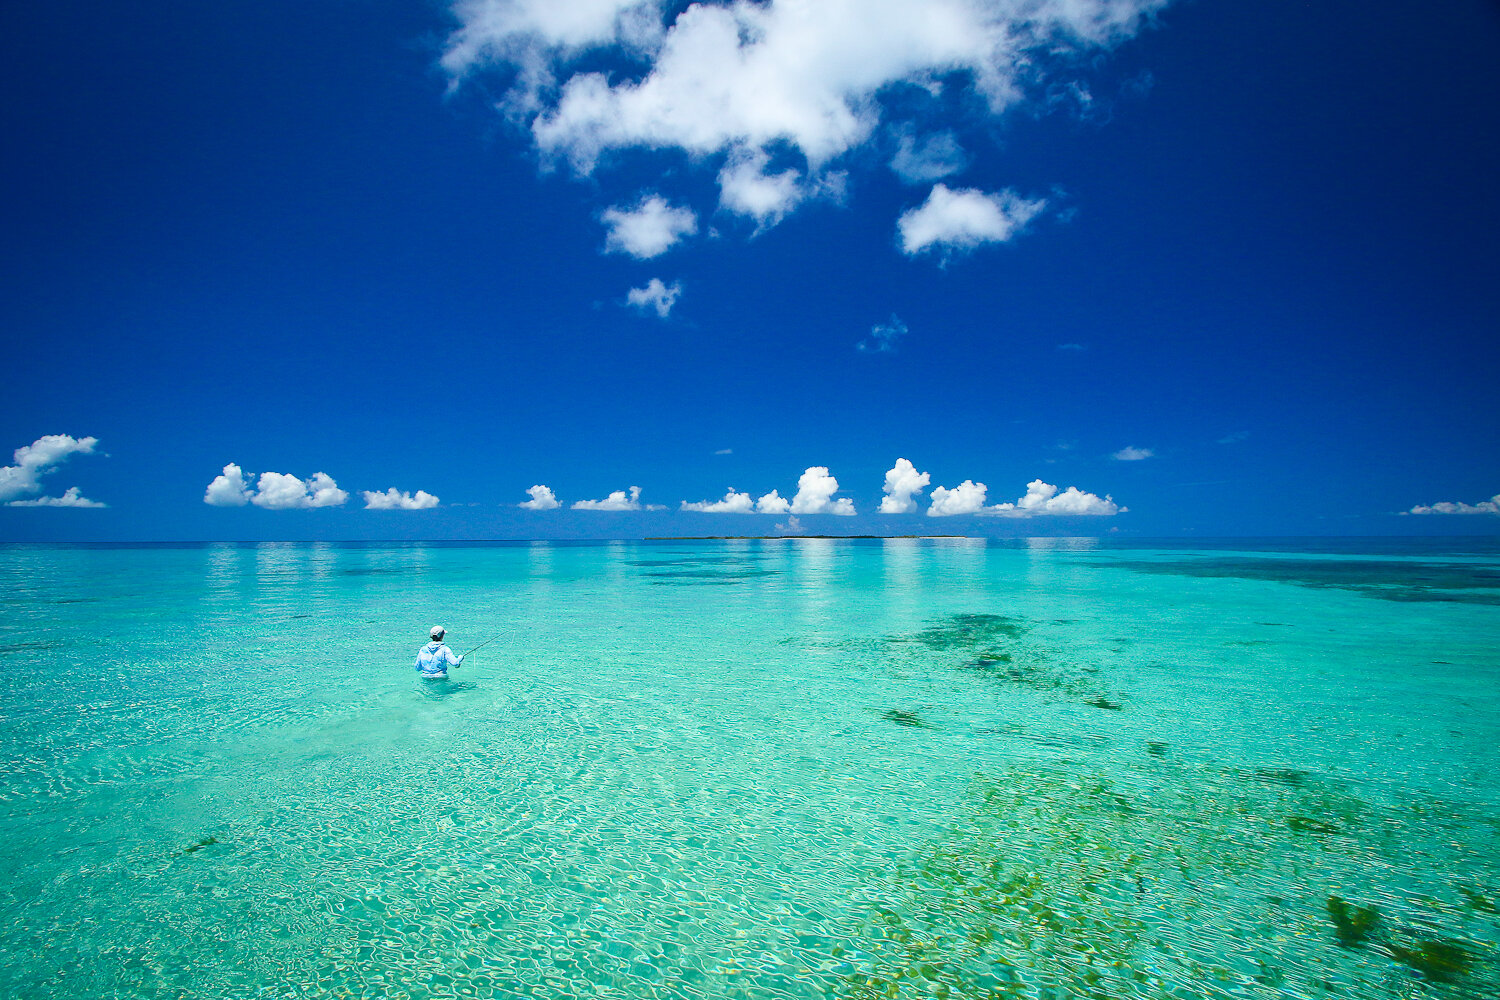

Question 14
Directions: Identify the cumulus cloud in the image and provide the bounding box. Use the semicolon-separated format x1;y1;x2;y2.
204;463;253;506
680;489;757;513
7;487;106;508
602;195;697;257
774;515;805;535
363;488;441;510
927;478;1122;516
890;128;968;184
898;183;1047;256
519;484;561;510
858;314;908;353
879;458;930;513
0;434;100;504
1407;494;1500;515
1112;446;1154;461
755;489;790;514
252;472;348;510
445;0;1166;233
205;465;348;509
989;479;1121;516
572;485;664;510
626;277;682;317
928;479;989;517
790;466;856;516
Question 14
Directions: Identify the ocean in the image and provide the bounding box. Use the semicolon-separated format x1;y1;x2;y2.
1;537;1497;998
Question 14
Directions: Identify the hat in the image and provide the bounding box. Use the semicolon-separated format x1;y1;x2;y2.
430;625;445;639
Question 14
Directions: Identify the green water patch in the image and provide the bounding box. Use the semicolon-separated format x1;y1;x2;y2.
889;612;1127;711
882;709;931;729
1102;556;1500;605
897;613;1028;651
836;761;1500;999
0;640;64;653
642;568;778;583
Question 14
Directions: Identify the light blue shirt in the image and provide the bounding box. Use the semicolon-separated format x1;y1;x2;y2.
414;641;462;676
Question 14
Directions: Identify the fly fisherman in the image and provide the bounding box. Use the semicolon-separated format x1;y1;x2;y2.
415;626;463;679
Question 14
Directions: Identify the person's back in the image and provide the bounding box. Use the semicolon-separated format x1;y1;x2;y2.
414;625;462;678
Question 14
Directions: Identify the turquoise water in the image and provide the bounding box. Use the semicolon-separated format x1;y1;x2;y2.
1;538;1497;999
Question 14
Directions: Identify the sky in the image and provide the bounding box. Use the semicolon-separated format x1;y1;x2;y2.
1;0;1497;541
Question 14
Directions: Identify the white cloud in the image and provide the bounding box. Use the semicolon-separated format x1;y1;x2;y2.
714;448;733;455
1217;431;1249;444
602;195;697;258
858;314;908;353
790;466;856;516
774;515;805;535
626;277;682;317
207;466;348;510
898;183;1046;256
927;477;1122;517
890;128;967;184
0;434;100;503
755;489;790;514
572;485;664;510
717;148;804;225
519;484;561;510
1112;446;1154;461
446;0;1166;231
7;487;106;508
988;479;1121;516
879;458;930;513
363;488;441;510
681;489;757;513
204;463;253;506
1407;493;1500;516
928;479;989;516
251;472;348;510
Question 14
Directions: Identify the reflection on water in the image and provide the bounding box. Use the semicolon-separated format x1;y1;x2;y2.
0;539;1496;999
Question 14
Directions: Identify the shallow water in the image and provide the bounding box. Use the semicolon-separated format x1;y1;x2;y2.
0;538;1497;998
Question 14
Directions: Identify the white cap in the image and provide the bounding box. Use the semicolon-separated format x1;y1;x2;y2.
430;625;445;639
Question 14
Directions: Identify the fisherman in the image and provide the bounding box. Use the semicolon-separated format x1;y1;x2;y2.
414;625;463;679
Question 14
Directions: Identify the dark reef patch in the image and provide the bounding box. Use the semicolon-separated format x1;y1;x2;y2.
1101;556;1500;604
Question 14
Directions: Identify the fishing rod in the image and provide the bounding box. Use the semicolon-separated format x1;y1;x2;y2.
458;633;505;659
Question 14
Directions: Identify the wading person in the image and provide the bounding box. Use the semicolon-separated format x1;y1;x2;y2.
415;625;463;679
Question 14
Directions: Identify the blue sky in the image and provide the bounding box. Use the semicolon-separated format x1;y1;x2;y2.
1;0;1496;540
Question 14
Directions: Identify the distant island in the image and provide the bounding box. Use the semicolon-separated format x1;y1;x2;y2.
644;534;972;540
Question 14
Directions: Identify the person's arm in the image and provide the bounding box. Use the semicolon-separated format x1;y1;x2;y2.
444;645;462;668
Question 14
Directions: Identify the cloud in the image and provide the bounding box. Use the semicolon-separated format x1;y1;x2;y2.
0;434;100;503
755;490;790;514
890;128;967;184
898;183;1046;256
1057;342;1087;352
7;487;106;508
446;0;1166;233
773;515;804;535
626;277;682;317
858;314;908;353
928;479;989;516
1111;446;1154;461
1407;493;1500;516
601;195;697;258
204;463;253;506
988;479;1121;516
790;466;856;515
713;448;733;455
206;465;348;509
251;472;348;510
927;478;1122;516
680;489;756;513
519;484;561;510
363;488;441;510
879;458;930;513
717;148;805;225
572;485;664;510
1217;431;1249;444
